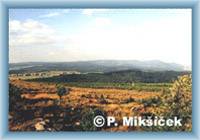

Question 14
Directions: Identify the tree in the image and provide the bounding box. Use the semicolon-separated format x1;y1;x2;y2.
162;74;192;131
142;75;192;131
56;84;69;105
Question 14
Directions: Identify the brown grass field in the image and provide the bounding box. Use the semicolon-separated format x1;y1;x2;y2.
9;78;164;131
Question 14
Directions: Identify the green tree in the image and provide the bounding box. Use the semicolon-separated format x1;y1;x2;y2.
162;74;192;131
56;84;69;105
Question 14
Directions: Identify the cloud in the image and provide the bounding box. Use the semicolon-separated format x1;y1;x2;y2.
48;51;56;56
62;9;69;13
9;9;191;67
93;17;112;27
39;12;60;18
63;12;191;66
9;19;57;47
39;10;70;18
82;9;109;16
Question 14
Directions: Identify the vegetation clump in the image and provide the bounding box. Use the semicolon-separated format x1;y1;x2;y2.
162;74;192;131
56;84;70;99
80;108;106;131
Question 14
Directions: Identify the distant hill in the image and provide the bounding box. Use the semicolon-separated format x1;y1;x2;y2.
9;60;188;74
28;69;191;83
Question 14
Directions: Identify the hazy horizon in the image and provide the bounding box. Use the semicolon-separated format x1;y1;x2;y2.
9;59;191;71
8;59;188;65
9;9;192;69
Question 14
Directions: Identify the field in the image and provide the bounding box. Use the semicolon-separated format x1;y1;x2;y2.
61;82;172;92
9;71;192;132
9;78;166;131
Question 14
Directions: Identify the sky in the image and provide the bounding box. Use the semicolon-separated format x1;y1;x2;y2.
9;9;192;69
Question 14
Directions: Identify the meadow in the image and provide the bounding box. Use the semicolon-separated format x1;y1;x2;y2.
61;82;172;92
9;72;192;131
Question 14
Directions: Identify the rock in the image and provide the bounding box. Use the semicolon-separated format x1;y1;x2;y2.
8;114;13;120
75;122;80;126
35;121;45;131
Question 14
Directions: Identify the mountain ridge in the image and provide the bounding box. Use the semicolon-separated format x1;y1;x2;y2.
9;60;190;73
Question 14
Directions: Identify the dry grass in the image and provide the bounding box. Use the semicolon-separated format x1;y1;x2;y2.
9;79;161;131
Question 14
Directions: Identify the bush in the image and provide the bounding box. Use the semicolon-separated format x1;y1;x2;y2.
9;83;23;111
99;95;108;104
80;108;106;131
56;85;69;99
122;97;135;104
162;74;192;131
138;97;162;108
